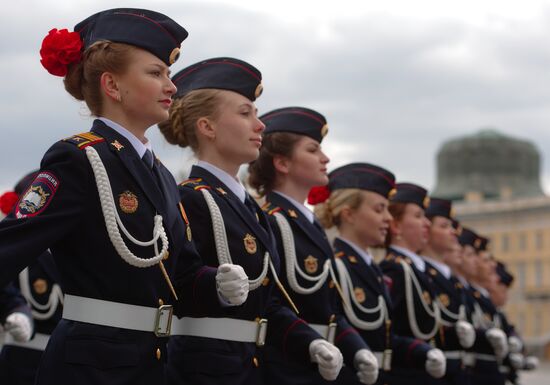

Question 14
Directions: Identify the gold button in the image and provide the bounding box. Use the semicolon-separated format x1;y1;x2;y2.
156;348;161;360
253;356;259;367
262;277;270;286
158;298;164;306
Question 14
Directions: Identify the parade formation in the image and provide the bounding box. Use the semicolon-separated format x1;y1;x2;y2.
0;6;542;385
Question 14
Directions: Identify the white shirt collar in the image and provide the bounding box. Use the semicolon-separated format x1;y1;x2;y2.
196;160;247;203
422;256;452;279
98;117;151;158
272;190;315;223
390;244;425;272
337;236;373;265
471;283;490;298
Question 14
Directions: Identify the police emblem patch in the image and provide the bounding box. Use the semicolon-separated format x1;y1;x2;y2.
354;287;366;303
304;255;318;274
16;172;59;218
119;191;138;214
244;233;257;254
33;279;48;295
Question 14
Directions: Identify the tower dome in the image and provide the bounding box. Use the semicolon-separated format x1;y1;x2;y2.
432;128;544;200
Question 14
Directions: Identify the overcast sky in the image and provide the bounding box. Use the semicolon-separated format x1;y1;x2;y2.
2;0;550;195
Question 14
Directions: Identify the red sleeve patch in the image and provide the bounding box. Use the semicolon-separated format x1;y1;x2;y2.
15;172;59;218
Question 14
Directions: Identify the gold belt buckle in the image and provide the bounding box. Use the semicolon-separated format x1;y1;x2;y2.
256;318;268;347
326;322;337;344
154;304;173;337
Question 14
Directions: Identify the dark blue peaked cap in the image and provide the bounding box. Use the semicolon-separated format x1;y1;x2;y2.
458;227;478;247
261;107;328;143
328;163;396;198
425;197;454;219
171;57;263;101
496;261;514;287
391;182;430;209
75;8;188;66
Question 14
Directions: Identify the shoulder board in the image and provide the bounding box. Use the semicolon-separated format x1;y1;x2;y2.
334;251;345;259
261;201;282;215
63;132;105;149
179;178;211;190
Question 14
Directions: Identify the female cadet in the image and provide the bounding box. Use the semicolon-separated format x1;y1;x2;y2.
312;164;447;385
158;59;342;385
0;8;202;385
420;199;477;384
248;108;379;385
379;183;450;384
0;171;64;385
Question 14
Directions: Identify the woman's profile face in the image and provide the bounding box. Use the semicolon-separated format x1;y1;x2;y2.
285;136;330;189
392;203;431;252
427;216;458;255
115;48;177;129
348;191;392;247
208;90;265;165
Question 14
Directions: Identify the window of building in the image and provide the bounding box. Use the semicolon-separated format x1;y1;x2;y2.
518;233;527;251
535;260;543;288
502;234;509;252
535;231;544;250
534;309;543;335
517;261;526;289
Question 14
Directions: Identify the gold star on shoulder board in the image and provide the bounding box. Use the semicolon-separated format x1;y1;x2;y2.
348;255;358;264
216;187;227;195
111;140;124;151
429;268;438;276
288;209;298;218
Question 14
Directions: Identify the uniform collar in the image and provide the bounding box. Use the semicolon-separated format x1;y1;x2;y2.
457;275;470;288
272;190;315;223
98;117;151;158
337;236;373;265
390;244;425;272
196;160;247;203
471;283;490;298
422;256;451;279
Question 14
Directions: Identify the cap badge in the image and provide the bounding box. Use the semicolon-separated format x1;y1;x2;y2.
320;124;329;138
169;47;181;65
388;188;397;199
254;83;264;99
423;196;431;209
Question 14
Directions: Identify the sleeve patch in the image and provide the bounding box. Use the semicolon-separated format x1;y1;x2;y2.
15;172;60;218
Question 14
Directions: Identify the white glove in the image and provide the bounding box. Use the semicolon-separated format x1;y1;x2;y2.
425;348;446;379
309;339;344;381
455;320;476;348
216;263;249;306
4;312;33;342
354;349;379;385
508;336;523;353
524;356;539;370
486;328;508;359
509;353;524;370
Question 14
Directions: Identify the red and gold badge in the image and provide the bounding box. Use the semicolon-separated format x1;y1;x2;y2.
422;290;432;305
119;191;138;214
439;293;450;307
304;255;318;274
244;233;257;254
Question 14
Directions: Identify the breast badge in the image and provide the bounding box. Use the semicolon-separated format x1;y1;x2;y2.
304;255;318;274
244;233;257;254
118;191;138;214
422;290;432;305
33;279;48;295
354;287;366;303
439;293;450;307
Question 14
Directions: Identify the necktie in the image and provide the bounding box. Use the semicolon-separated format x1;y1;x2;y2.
142;149;154;170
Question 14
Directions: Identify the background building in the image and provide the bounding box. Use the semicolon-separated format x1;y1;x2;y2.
434;129;550;358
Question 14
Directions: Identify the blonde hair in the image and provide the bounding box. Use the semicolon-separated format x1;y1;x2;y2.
314;188;364;229
158;89;223;152
64;41;136;116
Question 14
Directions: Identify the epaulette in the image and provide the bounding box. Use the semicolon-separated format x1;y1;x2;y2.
334;251;345;259
261;201;282;215
179;178;211;190
63;132;105;149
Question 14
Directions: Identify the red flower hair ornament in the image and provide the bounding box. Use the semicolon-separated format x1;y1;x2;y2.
0;191;19;215
40;28;83;77
307;185;330;205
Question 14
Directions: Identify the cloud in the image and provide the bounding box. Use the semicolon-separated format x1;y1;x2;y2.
1;1;550;196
